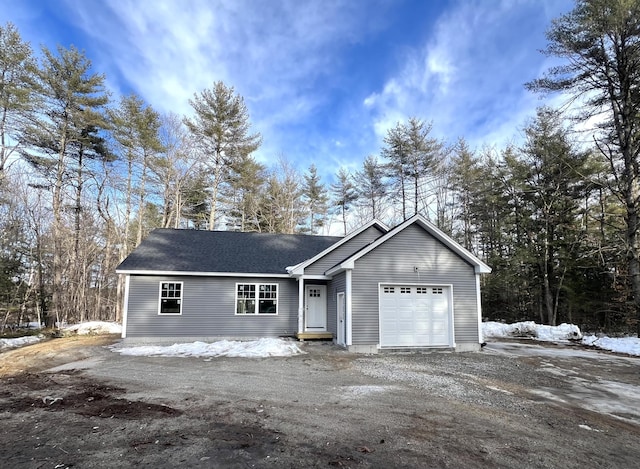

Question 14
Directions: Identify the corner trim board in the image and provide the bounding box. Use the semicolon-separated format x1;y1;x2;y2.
122;274;130;338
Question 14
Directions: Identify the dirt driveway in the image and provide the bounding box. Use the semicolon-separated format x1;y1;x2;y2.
1;337;639;469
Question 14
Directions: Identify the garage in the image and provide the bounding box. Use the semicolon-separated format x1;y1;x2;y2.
379;285;453;347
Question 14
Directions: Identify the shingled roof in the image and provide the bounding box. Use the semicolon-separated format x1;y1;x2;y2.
116;229;343;275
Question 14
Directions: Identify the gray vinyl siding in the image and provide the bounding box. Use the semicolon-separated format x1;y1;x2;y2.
326;272;346;336
305;226;383;275
126;275;298;337
351;224;479;345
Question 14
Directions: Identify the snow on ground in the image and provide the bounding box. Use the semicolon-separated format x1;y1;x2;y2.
64;321;122;335
483;321;640;356
112;338;305;358
0;335;44;351
582;335;640;356
483;321;582;341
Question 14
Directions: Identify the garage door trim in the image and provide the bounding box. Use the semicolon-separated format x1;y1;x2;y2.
378;282;455;349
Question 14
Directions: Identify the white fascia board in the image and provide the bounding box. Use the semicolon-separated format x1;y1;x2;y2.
325;214;491;275
289;219;388;276
115;269;291;278
286;262;304;275
474;264;492;274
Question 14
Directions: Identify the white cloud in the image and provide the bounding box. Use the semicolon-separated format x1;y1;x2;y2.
63;0;392;168
362;0;574;149
12;0;574;177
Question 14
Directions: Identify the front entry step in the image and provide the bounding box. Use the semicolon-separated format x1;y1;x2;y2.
296;332;333;341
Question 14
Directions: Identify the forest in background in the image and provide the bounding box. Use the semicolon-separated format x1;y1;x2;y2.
1;0;639;335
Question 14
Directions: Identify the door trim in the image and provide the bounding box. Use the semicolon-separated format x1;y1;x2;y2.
336;291;346;346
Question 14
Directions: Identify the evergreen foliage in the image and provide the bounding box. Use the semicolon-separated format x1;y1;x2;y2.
1;7;640;333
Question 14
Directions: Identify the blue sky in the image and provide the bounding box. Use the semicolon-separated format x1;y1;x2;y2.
3;0;573;181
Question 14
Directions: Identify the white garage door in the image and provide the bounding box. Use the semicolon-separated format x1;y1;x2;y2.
379;285;452;347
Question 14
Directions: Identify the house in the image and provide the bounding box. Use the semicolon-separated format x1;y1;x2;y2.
116;214;491;352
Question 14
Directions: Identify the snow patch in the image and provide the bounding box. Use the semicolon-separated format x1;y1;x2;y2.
64;321;122;335
483;321;582;341
112;338;305;358
582;335;640;356
0;335;44;350
483;321;640;356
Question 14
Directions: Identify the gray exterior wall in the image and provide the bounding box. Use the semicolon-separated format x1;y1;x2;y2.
126;275;298;337
350;224;479;346
305;226;383;275
326;271;346;336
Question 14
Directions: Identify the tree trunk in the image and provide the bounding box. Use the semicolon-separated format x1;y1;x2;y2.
542;219;555;325
208;182;218;231
342;205;347;236
400;176;406;220
625;195;640;336
414;176;418;217
136;153;148;246
124;156;133;255
51;132;67;328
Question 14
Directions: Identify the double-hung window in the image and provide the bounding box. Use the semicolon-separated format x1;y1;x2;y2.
159;282;183;314
236;283;278;315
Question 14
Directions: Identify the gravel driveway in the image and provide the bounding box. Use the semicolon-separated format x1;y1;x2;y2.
2;338;639;468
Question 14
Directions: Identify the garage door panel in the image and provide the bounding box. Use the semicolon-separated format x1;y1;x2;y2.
397;310;413;320
414;321;429;333
380;285;451;347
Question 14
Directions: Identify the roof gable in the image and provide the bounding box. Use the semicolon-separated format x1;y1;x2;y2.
287;220;388;276
116;229;343;275
325;214;491;275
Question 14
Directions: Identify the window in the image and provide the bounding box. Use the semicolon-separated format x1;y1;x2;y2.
432;287;443;294
236;283;278;315
400;287;411;294
159;282;182;314
383;286;395;293
416;287;428;294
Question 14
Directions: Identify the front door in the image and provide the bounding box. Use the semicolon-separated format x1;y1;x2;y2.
305;285;327;330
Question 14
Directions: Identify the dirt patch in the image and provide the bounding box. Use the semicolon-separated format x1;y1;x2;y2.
0;334;119;376
1;339;640;468
1;372;180;419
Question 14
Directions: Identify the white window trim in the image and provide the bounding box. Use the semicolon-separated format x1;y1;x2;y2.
158;281;183;315
235;282;279;316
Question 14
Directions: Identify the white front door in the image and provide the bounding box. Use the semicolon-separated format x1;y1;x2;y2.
336;292;346;346
305;285;327;330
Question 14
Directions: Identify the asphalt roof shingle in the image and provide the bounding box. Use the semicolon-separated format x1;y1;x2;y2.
116;229;343;274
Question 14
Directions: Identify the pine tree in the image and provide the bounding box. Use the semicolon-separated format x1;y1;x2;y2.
301;164;329;234
449;138;480;251
224;154;266;232
257;159;304;234
110;94;164;249
354;155;388;221
331;168;358;236
19;44;109;326
382;118;443;219
184;81;261;230
382;122;409;219
528;0;640;333
0;22;36;184
518;107;593;325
